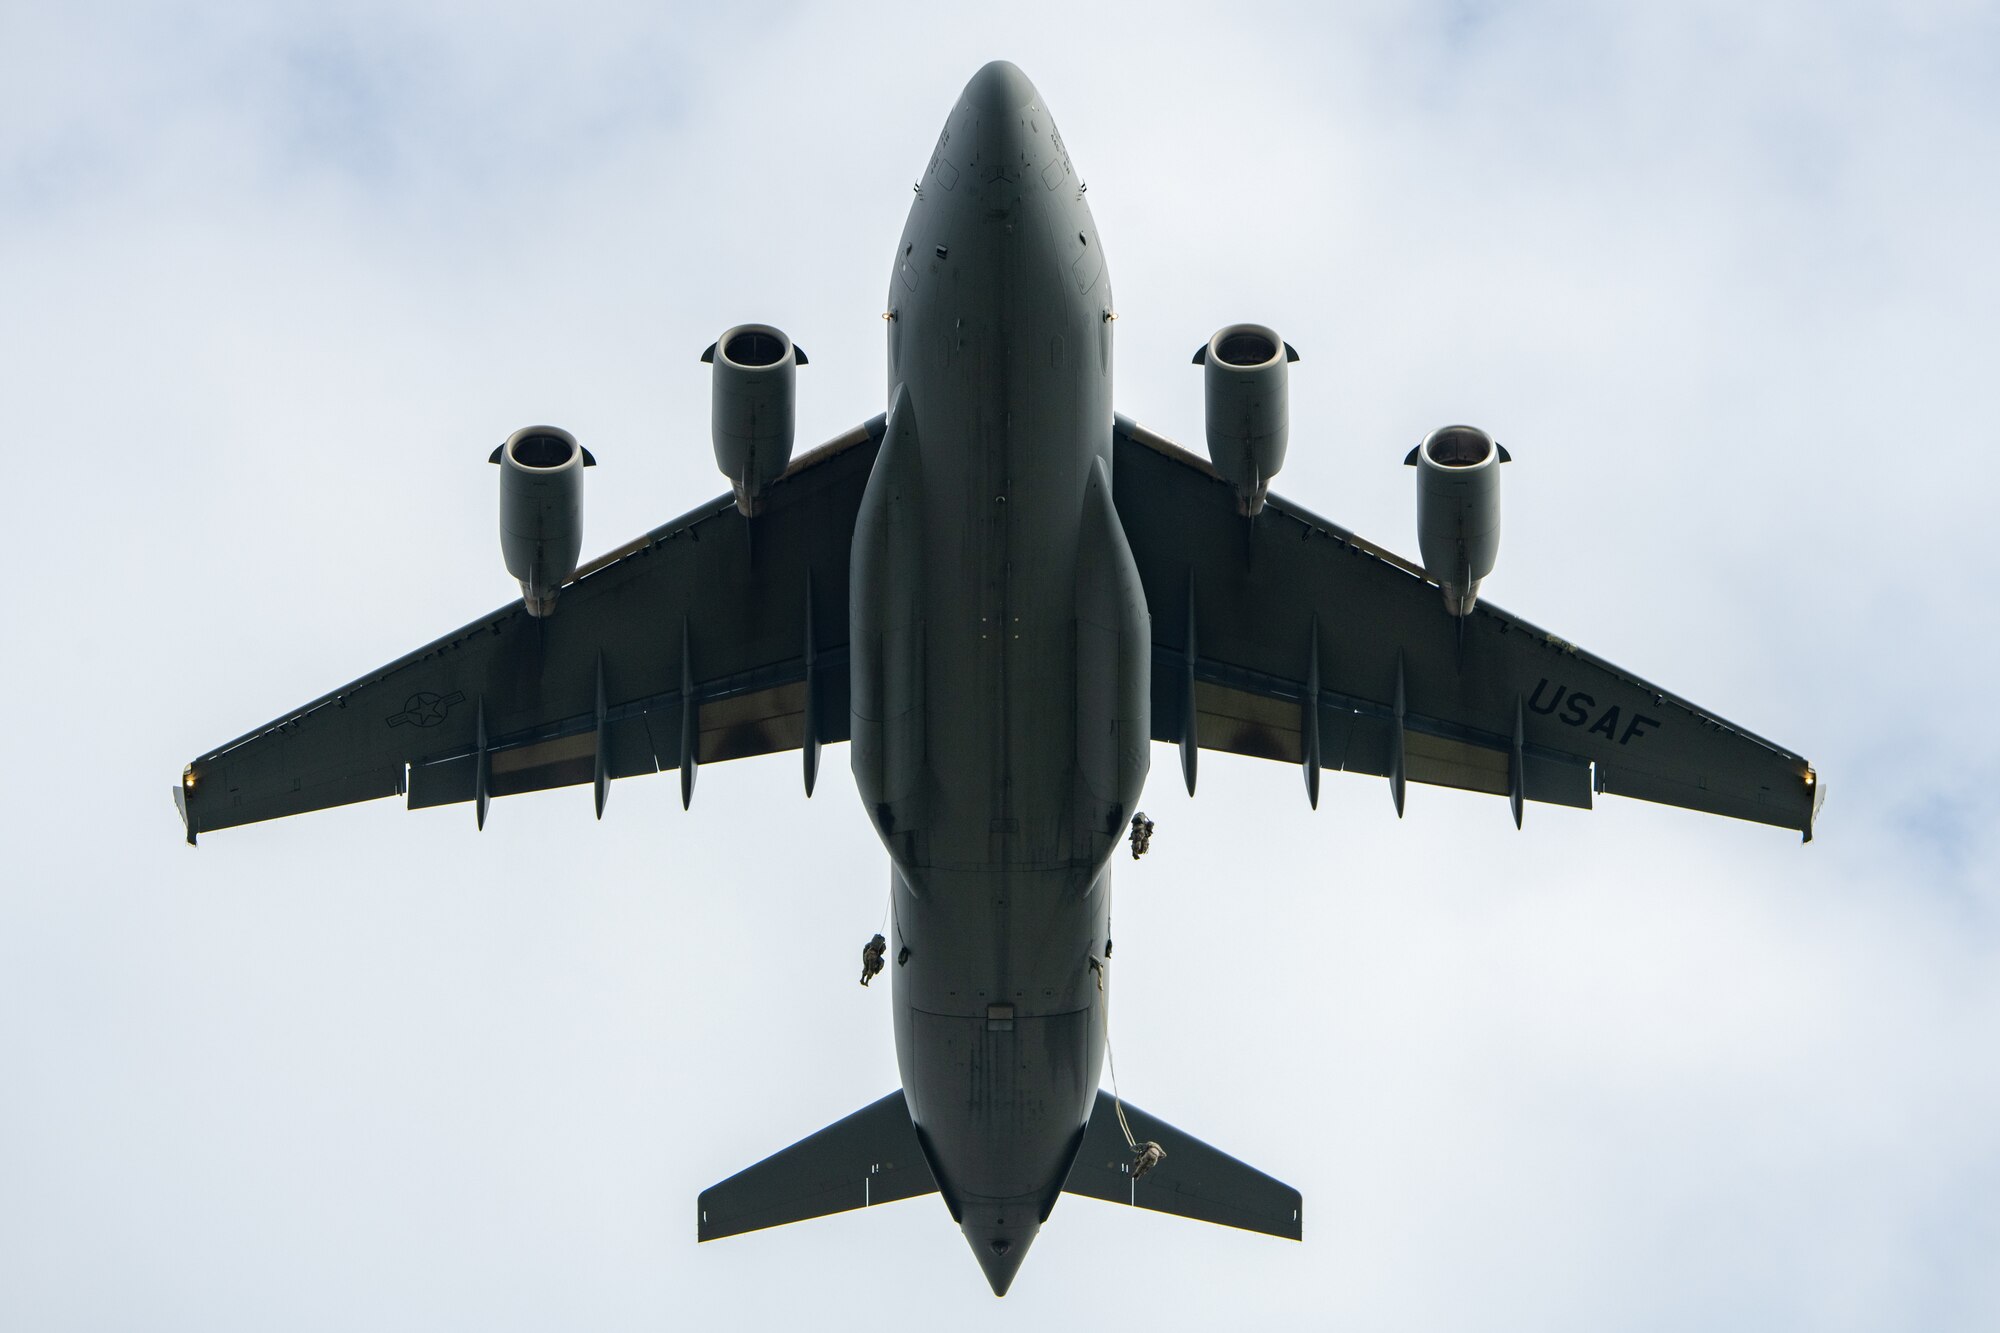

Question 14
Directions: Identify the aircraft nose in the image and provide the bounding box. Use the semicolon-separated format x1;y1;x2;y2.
961;60;1041;121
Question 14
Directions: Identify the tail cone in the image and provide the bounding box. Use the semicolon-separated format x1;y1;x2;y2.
961;1212;1040;1296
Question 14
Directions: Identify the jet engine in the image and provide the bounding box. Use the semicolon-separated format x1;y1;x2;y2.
1406;424;1509;616
490;425;594;617
1194;323;1298;516
704;324;808;516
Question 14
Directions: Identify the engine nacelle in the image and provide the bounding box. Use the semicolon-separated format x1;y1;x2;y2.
1195;323;1298;516
490;425;594;617
1407;424;1509;616
704;324;808;517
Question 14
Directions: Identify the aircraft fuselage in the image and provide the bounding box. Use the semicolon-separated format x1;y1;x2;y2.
848;60;1150;1292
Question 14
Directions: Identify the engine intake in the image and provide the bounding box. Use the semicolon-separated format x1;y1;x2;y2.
490;425;594;617
704;324;808;516
1405;424;1509;616
1195;323;1298;516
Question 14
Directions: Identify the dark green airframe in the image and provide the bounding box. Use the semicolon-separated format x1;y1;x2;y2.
177;62;1819;1296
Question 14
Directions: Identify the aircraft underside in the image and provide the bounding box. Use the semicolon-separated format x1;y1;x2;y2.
177;60;1818;1299
850;60;1146;1289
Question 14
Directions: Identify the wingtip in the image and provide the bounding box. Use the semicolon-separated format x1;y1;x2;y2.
174;779;197;845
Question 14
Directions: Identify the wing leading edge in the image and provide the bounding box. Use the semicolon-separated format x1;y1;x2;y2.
176;417;885;843
1111;416;1820;838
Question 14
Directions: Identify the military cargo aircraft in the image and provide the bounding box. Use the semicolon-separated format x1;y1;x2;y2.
175;61;1820;1295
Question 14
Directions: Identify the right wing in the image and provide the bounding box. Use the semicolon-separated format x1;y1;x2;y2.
176;417;884;842
1112;417;1820;837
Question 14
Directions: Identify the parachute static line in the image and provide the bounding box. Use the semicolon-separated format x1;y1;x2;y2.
1093;956;1165;1180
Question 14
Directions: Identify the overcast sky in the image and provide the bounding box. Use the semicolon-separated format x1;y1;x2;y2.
4;2;1997;1329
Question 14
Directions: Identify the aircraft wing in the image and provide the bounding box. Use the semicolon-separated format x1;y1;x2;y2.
1111;417;1821;838
175;417;885;843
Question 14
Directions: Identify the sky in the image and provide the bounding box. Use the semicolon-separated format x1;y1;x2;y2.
3;1;1998;1328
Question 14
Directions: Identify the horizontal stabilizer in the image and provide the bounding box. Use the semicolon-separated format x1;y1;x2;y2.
1063;1090;1301;1240
698;1091;937;1241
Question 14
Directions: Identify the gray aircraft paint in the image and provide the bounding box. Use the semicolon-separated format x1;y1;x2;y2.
851;60;1147;1294
168;53;1817;1306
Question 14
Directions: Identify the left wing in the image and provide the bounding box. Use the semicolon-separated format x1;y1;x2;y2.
176;417;884;842
1112;417;1821;838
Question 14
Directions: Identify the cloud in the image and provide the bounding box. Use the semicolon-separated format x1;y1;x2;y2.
3;3;1997;1329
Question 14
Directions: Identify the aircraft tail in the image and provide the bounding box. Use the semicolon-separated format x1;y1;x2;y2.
1062;1090;1302;1240
698;1091;938;1241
